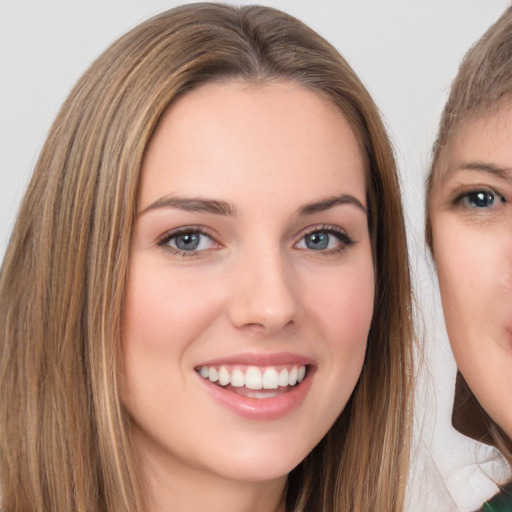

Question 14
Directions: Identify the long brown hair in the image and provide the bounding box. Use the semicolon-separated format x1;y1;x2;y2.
425;6;512;468
0;4;413;511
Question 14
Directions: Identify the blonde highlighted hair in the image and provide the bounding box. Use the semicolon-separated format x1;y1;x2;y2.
0;4;413;511
426;6;512;468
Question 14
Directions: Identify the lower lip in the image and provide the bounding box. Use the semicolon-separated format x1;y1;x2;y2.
197;370;314;421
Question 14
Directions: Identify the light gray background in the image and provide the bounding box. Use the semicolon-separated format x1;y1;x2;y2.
1;1;510;510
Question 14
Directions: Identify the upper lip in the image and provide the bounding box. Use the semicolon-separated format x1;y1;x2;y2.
195;351;315;368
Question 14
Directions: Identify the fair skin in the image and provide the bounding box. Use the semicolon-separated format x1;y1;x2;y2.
430;100;512;442
122;80;374;512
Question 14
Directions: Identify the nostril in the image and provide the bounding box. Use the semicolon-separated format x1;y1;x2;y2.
240;319;295;334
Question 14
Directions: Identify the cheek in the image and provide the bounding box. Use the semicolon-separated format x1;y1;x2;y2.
434;219;509;339
305;257;374;362
121;257;228;418
433;217;512;423
123;258;224;353
304;259;374;424
121;257;227;426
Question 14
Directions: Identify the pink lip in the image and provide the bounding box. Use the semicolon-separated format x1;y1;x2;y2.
194;352;316;421
196;351;315;368
197;371;314;421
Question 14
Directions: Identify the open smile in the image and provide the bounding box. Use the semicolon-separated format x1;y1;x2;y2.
194;356;315;420
196;364;307;398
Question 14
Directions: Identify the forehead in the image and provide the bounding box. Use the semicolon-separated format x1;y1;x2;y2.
151;80;355;150
139;80;366;208
434;102;512;186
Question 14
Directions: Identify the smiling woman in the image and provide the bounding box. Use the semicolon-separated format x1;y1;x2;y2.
123;82;375;499
0;3;413;512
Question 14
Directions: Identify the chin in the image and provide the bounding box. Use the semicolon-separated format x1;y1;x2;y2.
201;431;317;483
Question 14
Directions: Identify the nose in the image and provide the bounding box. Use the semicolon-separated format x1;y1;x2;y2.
227;246;303;334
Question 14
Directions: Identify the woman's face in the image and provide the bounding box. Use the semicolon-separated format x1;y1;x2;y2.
430;102;512;439
122;81;374;491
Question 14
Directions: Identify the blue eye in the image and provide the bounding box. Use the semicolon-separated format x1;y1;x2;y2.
174;232;201;250
296;228;352;252
460;190;505;209
305;232;330;250
158;228;217;254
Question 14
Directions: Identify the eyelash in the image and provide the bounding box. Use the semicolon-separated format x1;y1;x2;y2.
452;188;507;210
294;225;354;254
156;226;218;257
156;225;354;258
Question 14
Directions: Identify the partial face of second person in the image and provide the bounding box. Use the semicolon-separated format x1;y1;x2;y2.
122;81;374;497
430;100;512;440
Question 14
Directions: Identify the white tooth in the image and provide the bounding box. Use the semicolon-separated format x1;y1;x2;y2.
278;368;289;387
245;366;263;390
246;390;278;399
208;367;218;383
298;365;306;383
218;366;230;386
199;366;209;379
288;366;298;386
231;369;245;387
262;367;279;389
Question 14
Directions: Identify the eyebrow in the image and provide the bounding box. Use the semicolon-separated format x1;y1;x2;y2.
449;161;512;180
139;193;367;218
297;194;367;216
139;196;237;216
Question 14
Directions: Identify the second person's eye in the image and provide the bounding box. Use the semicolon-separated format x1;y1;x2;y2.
458;189;506;209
